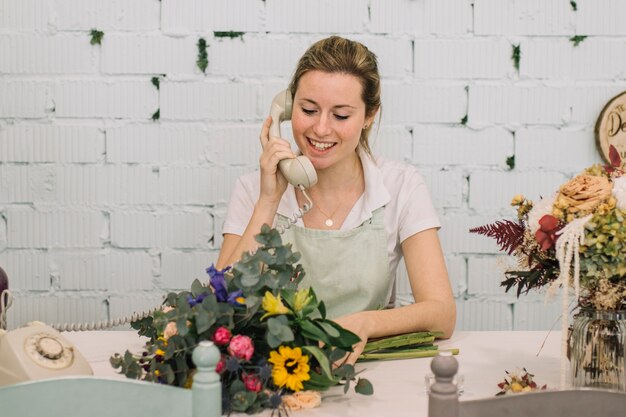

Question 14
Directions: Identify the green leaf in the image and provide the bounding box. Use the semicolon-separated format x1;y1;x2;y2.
303;371;335;391
195;309;215;334
299;320;332;345
190;279;206;297
318;301;327;319
302;345;337;382
267;316;294;343
89;29;104;45
333;363;355;379
176;316;189;337
329;348;347;363
324;320;361;348
316;320;340;338
355;378;374;395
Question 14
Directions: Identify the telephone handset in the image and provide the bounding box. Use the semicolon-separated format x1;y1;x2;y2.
0;321;93;386
269;90;318;188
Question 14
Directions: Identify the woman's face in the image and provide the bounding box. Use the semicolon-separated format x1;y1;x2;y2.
291;70;374;172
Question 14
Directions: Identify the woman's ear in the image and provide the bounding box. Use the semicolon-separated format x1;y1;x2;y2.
364;107;379;128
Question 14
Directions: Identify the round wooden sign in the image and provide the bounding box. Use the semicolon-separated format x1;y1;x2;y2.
596;91;626;164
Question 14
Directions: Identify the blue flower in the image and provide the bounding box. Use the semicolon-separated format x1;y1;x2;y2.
227;290;245;307
206;264;231;303
187;292;208;307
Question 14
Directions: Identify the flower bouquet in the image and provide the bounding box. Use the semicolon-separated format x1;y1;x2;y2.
110;225;372;414
469;145;626;310
470;145;626;389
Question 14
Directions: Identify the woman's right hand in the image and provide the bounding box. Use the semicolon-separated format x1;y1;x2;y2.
258;116;295;205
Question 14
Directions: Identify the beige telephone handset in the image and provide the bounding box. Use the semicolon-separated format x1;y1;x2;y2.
0;321;93;386
269;90;318;188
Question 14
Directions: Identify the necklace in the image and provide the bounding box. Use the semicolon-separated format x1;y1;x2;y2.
315;203;342;227
302;159;364;228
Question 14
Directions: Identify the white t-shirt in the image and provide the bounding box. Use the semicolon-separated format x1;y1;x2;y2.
222;151;441;284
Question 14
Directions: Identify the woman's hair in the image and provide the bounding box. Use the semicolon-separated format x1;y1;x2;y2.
289;36;381;156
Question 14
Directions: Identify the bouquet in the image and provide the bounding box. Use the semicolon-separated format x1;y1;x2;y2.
110;225;372;414
470;145;626;311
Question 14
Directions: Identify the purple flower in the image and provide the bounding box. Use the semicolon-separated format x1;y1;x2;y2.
227;290;245;307
206;264;231;302
186;292;209;307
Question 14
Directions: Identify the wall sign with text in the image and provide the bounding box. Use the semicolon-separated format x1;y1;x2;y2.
596;91;626;164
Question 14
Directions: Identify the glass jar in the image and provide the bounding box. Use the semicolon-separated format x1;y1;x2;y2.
570;308;626;391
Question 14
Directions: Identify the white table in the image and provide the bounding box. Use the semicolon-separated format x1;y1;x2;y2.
65;330;563;417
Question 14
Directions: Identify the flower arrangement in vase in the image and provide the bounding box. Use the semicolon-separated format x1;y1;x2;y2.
110;226;373;414
470;145;626;390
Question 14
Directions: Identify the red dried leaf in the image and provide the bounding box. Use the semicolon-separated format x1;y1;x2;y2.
609;144;622;168
469;220;525;255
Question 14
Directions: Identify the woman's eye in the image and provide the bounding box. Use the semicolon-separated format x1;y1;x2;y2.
334;114;349;121
302;108;316;115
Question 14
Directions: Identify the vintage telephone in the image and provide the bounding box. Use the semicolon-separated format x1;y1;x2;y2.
268;90;317;232
269;90;318;189
0;283;158;387
0;320;93;386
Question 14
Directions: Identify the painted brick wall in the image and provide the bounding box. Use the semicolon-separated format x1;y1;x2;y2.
0;0;620;331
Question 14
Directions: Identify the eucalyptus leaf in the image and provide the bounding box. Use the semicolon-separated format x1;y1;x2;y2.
195;309;216;334
267;332;282;349
176;316;189;337
355;378;374;395
190;279;206;297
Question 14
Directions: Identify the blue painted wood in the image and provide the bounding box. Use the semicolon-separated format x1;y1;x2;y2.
0;341;221;417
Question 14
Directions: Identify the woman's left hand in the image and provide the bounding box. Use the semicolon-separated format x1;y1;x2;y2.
332;312;371;366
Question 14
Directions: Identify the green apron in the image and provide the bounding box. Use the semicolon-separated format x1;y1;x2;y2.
277;207;391;319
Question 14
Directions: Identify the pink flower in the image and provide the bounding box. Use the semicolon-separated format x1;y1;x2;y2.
163;321;178;339
212;326;232;346
242;372;262;392
215;355;226;374
227;334;254;361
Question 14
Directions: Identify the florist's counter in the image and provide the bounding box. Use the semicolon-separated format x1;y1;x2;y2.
64;330;562;417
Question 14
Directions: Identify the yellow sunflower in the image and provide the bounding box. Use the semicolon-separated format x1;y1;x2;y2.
268;346;311;392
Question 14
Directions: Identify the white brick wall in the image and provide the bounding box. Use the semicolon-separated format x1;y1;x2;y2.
0;1;621;330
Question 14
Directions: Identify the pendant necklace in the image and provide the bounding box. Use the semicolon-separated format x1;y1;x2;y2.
315;204;341;227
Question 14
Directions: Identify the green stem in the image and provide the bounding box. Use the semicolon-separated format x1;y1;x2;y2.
358;348;459;362
363;331;441;353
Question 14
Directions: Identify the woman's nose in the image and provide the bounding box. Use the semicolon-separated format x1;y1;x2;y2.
312;113;332;137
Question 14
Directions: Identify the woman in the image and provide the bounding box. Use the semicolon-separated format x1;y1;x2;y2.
217;36;455;363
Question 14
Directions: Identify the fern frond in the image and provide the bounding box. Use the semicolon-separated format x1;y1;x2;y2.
469;219;525;255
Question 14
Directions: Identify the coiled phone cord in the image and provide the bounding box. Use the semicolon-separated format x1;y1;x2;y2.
0;289;12;331
0;287;161;332
50;305;162;332
275;184;313;235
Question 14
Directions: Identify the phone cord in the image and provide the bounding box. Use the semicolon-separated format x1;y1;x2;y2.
275;184;313;235
0;289;13;330
50;304;163;332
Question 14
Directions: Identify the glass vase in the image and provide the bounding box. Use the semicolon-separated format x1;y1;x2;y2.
570;308;626;391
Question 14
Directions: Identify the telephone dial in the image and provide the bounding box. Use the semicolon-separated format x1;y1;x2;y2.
0;320;93;386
